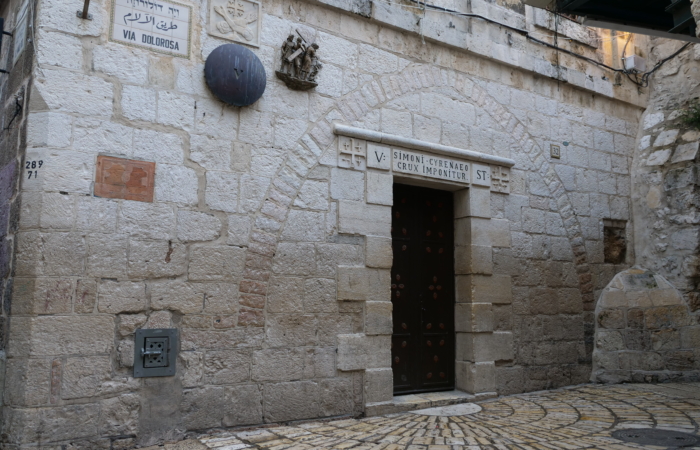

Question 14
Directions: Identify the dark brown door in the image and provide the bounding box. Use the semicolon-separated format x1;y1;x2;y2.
391;184;455;395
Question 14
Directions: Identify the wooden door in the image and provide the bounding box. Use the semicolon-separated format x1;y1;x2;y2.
391;184;455;395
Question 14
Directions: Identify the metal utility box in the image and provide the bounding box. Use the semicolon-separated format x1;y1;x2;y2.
134;328;178;378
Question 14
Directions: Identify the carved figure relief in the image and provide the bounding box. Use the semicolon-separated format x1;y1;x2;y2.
276;32;323;91
208;0;260;47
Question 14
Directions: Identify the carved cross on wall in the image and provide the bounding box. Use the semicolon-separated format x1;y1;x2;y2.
230;0;245;16
342;139;365;168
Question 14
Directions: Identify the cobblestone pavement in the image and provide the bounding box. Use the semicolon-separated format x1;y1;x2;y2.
158;383;700;450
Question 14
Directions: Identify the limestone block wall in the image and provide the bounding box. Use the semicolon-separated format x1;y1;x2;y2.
3;0;644;446
632;38;700;314
592;267;700;383
0;0;36;422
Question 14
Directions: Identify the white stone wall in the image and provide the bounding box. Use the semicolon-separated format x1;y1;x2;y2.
4;0;643;446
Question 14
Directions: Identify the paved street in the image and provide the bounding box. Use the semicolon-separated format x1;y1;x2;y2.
149;383;700;450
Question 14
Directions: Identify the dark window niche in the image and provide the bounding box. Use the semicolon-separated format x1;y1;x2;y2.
604;219;627;264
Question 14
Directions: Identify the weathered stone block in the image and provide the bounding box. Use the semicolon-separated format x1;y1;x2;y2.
645;306;690;329
492;331;514;361
263;381;320;423
223;384;263;427
61;356;111;400
597;309;625;329
619;351;664;371
100;394;140;437
366;171;393;206
150;281;204;314
596;330;625;352
205;171;239;213
4;358;51;406
316;243;364;277
599;289;626;308
43;232;86;276
86;234;128;279
319;377;355;417
456;274;512;304
338;201;391;237
189;245;246;281
456;361;495;393
624;330;651;351
38;404;101;442
366;236;392;268
252;348;304;382
331;168;365;201
177;211;221;242
12;277;73;315
455;245;493;275
368;269;391;303
272;243;316;276
128;240;187;278
181;328;264;352
97;281;147;314
455;187;490;219
304;278;337;313
456;332;500;362
338;266;370;301
366;301;392;335
228;214;253;245
203;350;250;385
202;283;239;314
119;201;176;240
651;329;681;350
281;209;326;242
456;303;493;333
304;347;337;379
268;276;304;313
181;386;227;430
365;368;393;403
593;350;620;371
337;334;391;370
265;314;317;347
455;217;492;247
681;326;700;349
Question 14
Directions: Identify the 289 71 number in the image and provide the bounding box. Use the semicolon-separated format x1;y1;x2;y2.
26;160;43;179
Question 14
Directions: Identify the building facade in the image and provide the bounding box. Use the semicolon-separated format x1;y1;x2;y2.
0;0;696;447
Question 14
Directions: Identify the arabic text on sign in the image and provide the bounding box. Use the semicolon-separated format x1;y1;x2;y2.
111;0;191;57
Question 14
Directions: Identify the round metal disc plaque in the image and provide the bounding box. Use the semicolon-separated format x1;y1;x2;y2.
204;44;266;107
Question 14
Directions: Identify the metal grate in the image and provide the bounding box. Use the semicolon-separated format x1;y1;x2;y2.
612;429;699;447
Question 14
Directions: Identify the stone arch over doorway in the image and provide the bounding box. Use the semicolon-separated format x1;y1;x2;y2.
237;63;593;404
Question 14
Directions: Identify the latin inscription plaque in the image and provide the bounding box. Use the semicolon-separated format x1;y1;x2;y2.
393;149;471;185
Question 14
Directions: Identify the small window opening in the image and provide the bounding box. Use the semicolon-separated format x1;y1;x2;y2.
604;219;627;264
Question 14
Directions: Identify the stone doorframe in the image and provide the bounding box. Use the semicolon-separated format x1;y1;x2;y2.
331;125;515;413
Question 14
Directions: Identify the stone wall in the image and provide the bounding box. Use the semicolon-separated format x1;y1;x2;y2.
592;267;700;383
0;0;35;428
3;0;644;446
632;38;700;315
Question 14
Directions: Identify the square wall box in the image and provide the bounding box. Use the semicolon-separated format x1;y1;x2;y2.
134;328;178;378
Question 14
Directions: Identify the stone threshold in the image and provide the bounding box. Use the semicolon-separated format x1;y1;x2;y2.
365;390;497;417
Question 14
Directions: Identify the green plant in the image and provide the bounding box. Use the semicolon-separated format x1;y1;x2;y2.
680;101;700;130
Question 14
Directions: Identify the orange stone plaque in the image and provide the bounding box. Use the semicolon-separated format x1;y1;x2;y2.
94;156;155;202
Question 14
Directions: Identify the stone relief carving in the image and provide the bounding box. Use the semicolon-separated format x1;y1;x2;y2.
276;33;323;91
208;0;260;47
338;137;367;170
491;166;510;193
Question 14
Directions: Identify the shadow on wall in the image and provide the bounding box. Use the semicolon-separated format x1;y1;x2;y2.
592;267;700;384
